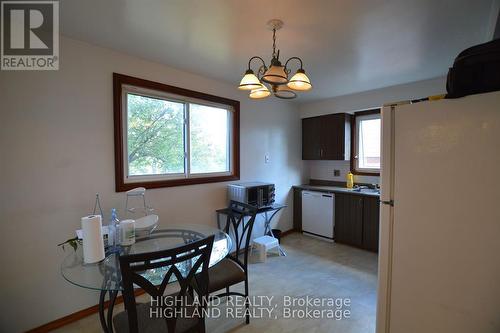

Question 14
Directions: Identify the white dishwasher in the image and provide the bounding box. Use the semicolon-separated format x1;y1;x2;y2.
301;191;334;240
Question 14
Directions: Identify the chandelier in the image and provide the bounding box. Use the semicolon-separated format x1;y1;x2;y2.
238;19;312;99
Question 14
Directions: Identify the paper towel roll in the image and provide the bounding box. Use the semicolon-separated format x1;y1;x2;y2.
81;215;105;264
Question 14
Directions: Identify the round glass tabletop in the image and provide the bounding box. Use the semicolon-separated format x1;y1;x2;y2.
61;224;231;291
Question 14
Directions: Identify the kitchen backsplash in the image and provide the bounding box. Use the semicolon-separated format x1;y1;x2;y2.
306;160;380;185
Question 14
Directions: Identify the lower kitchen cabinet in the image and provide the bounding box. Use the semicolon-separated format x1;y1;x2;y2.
335;193;363;247
293;188;302;231
293;188;380;252
362;196;380;252
335;193;380;252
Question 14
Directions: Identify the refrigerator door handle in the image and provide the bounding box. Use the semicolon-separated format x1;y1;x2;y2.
380;200;394;206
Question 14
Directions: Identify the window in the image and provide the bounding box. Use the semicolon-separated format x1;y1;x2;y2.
352;109;381;174
114;73;240;191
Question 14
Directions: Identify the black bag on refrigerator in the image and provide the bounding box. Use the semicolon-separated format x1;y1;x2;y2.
446;38;500;98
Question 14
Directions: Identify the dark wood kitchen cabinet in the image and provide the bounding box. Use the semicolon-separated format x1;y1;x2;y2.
302;117;322;160
335;193;380;252
335;193;363;247
362;196;380;252
302;113;352;160
293;188;302;231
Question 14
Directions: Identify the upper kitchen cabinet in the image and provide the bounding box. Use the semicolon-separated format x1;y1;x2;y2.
302;116;322;159
302;113;352;160
321;113;352;160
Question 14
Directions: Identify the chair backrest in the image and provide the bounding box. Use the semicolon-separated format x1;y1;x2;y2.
119;234;215;333
224;201;258;271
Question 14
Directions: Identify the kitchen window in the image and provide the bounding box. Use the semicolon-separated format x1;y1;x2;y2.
113;73;240;191
352;109;381;175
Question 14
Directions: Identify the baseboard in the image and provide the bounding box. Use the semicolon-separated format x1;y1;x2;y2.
302;230;334;242
26;229;298;332
280;228;298;237
25;289;145;333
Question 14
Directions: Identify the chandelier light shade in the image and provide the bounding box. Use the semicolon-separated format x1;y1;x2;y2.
287;69;312;91
273;84;297;99
237;19;312;100
261;62;288;85
238;69;262;90
249;85;271;99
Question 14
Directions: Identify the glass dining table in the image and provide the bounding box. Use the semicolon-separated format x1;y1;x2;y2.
61;224;232;333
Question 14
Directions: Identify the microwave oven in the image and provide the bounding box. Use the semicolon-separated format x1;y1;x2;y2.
227;182;275;208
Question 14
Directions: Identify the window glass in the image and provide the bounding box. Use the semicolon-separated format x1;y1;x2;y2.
189;104;230;174
127;93;185;176
356;115;381;171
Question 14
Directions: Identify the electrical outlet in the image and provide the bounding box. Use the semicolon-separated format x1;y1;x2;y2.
265;154;270;164
334;169;340;177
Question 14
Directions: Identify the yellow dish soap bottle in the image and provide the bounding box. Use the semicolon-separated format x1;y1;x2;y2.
346;171;354;189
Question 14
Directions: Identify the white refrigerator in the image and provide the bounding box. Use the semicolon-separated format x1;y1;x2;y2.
376;91;500;333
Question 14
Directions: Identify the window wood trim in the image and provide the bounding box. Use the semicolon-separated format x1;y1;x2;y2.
113;73;240;192
350;109;381;176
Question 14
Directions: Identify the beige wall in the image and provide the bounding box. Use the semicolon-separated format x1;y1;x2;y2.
299;77;447;185
299;76;447;118
0;37;304;332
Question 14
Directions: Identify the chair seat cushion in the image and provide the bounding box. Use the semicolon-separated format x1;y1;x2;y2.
113;295;200;333
208;258;246;293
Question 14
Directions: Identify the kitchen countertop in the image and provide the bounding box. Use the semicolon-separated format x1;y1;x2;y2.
293;184;380;197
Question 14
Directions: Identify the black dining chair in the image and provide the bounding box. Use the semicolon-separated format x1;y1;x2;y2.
113;234;215;333
202;201;258;324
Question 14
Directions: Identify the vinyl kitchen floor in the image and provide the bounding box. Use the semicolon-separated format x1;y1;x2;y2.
53;233;378;333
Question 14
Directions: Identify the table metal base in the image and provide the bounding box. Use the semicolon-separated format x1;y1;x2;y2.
98;289;118;333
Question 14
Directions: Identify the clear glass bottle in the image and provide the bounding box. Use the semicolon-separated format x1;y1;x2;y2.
109;208;120;250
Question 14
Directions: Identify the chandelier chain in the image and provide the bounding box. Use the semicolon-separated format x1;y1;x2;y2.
272;28;277;58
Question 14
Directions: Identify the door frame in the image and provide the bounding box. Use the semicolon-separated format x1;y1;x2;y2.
375;105;396;333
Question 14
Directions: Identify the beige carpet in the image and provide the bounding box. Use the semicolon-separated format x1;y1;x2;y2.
54;233;378;333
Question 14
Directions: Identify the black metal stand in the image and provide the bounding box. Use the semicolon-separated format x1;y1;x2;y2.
263;209;287;256
216;204;287;256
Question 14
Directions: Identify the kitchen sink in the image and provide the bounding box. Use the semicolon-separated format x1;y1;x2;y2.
350;187;380;194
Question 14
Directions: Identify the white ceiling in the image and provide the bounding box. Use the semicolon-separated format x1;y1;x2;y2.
60;0;497;102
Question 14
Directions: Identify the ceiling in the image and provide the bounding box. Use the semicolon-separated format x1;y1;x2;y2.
60;0;497;102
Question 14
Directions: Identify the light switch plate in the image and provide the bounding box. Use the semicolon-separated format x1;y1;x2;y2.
265;154;270;164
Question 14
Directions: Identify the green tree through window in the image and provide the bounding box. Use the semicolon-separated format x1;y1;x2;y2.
127;94;184;176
